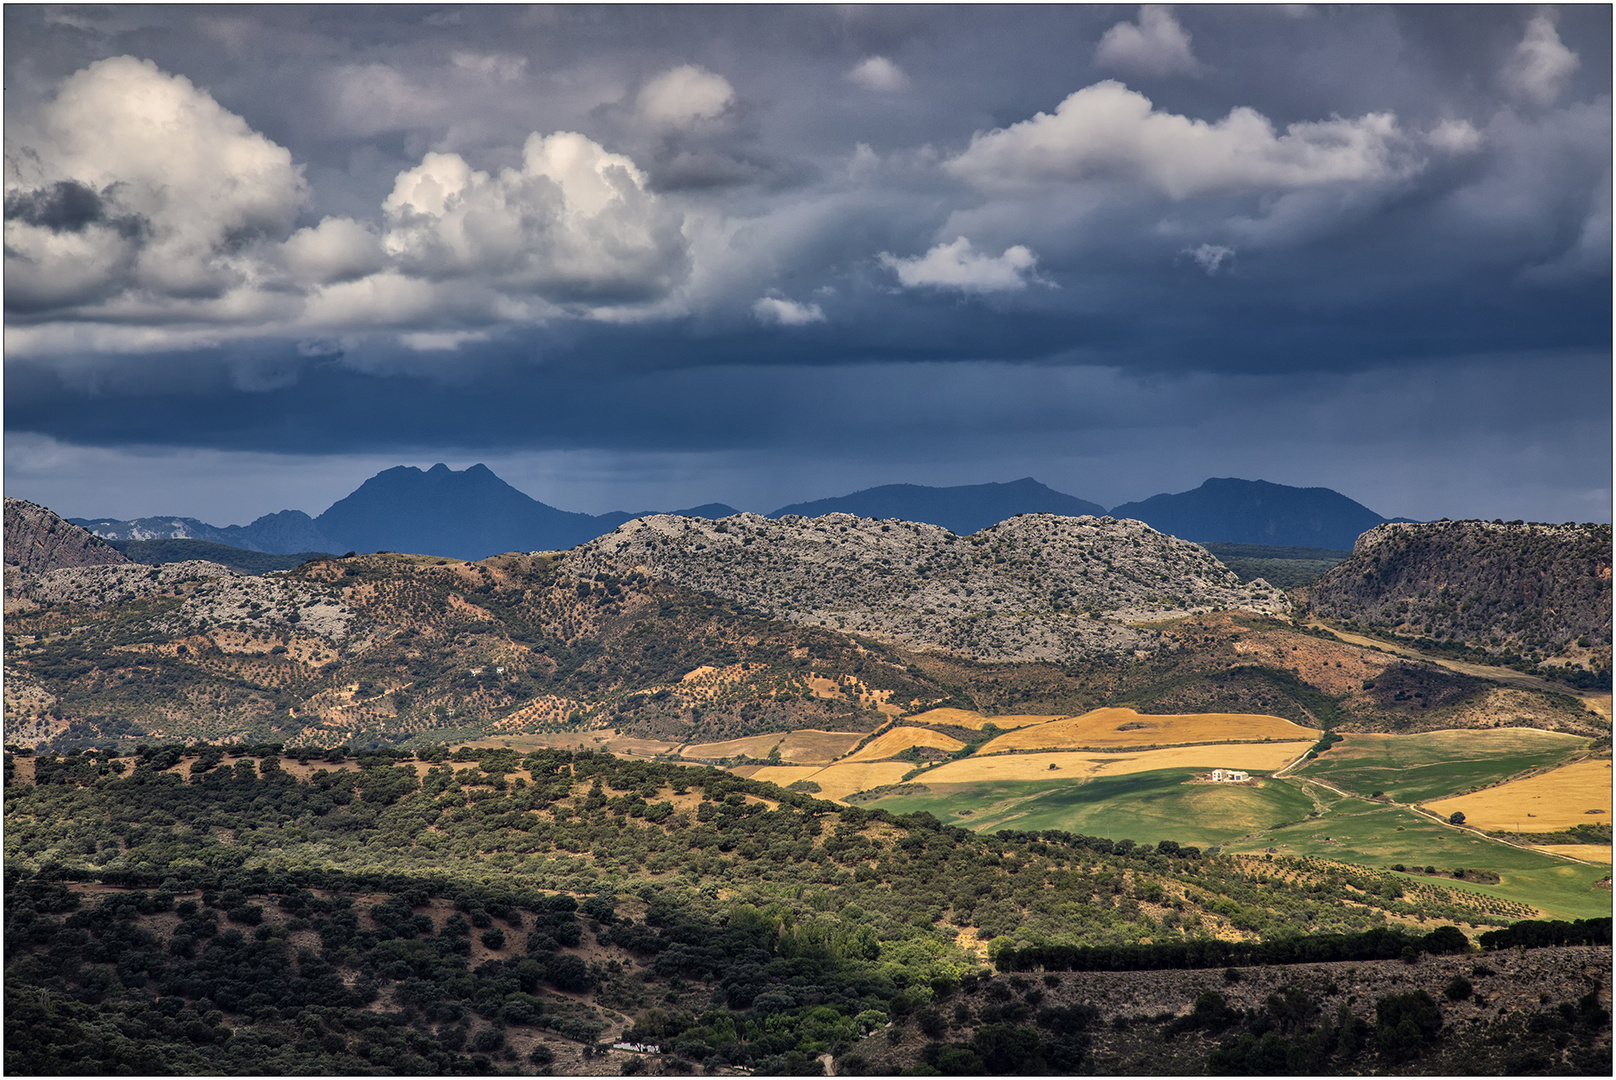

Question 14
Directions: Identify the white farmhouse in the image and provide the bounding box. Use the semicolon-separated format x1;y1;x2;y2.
1211;769;1250;783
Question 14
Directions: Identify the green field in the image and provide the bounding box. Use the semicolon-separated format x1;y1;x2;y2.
1293;728;1587;804
1223;787;1613;921
870;768;1316;850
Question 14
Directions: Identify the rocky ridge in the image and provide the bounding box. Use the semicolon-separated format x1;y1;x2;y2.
565;512;1290;663
12;559;355;641
1310;520;1612;660
3;498;129;594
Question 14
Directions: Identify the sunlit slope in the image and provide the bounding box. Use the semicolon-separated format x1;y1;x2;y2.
1424;759;1613;832
978;706;1319;753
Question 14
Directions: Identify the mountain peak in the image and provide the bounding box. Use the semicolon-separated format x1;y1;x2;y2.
1111;478;1390;549
768;478;1105;535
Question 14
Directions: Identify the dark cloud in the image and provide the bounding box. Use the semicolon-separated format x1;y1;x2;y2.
3;4;1609;525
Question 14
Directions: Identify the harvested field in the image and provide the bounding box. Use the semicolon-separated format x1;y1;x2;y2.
680;734;785;760
919;741;1315;784
1425;759;1614;832
1534;845;1614;864
789;761;914;801
742;765;826;789
903;708;1054;730
979;706;1317;753
775;729;864;763
843;727;965;762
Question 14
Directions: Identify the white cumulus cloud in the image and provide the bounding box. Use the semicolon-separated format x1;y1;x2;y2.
946;80;1415;199
281;217;385;285
752;295;826;325
1502;12;1580;108
880;237;1040;293
379;131;688;301
637;64;735;127
1095;6;1202;78
847;56;910;92
4;55;308;311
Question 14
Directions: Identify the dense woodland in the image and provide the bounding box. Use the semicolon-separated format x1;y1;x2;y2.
6;744;1610;1074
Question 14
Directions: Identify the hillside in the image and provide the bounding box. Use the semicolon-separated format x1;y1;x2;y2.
4;498;130;589
1112;478;1397;550
6;509;1606;755
566;512;1290;663
1308;521;1612;676
769;478;1105;536
4;746;1609;1075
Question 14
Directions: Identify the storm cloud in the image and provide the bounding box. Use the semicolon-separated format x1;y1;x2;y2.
3;5;1609;526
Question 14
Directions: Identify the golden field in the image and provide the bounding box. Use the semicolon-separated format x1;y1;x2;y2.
786;761;915;801
1424;759;1613;832
919;741;1316;784
1532;845;1613;865
844;727;966;762
904;708;1054;730
979;706;1318;753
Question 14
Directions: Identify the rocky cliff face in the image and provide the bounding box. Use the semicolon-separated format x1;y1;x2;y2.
1309;520;1613;658
4;499;129;594
566;512;1290;663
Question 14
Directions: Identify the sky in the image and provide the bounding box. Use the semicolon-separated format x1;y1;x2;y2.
4;4;1611;526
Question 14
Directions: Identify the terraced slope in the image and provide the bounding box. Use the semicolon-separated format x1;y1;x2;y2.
567;512;1289;662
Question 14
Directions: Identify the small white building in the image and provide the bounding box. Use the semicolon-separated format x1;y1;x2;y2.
1211;769;1250;783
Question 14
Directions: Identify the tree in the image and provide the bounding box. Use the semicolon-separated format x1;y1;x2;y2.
1447;811;1465;825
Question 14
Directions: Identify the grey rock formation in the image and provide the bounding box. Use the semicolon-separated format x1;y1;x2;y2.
4;498;130;585
566;512;1289;663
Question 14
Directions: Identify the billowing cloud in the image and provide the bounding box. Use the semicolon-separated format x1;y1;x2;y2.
947;80;1415;199
379;132;688;302
281;217;385;285
1502;12;1579;108
752;295;826;326
847;56;910;92
637;64;735;127
1094;6;1202;78
880;237;1040;293
4;55;307;312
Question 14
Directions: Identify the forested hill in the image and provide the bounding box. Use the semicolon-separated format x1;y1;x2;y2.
8;744;1605;1075
1309;521;1612;673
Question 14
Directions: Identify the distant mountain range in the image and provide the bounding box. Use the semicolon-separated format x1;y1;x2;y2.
66;465;1414;561
72;464;739;561
1112;478;1415;551
770;478;1105;536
